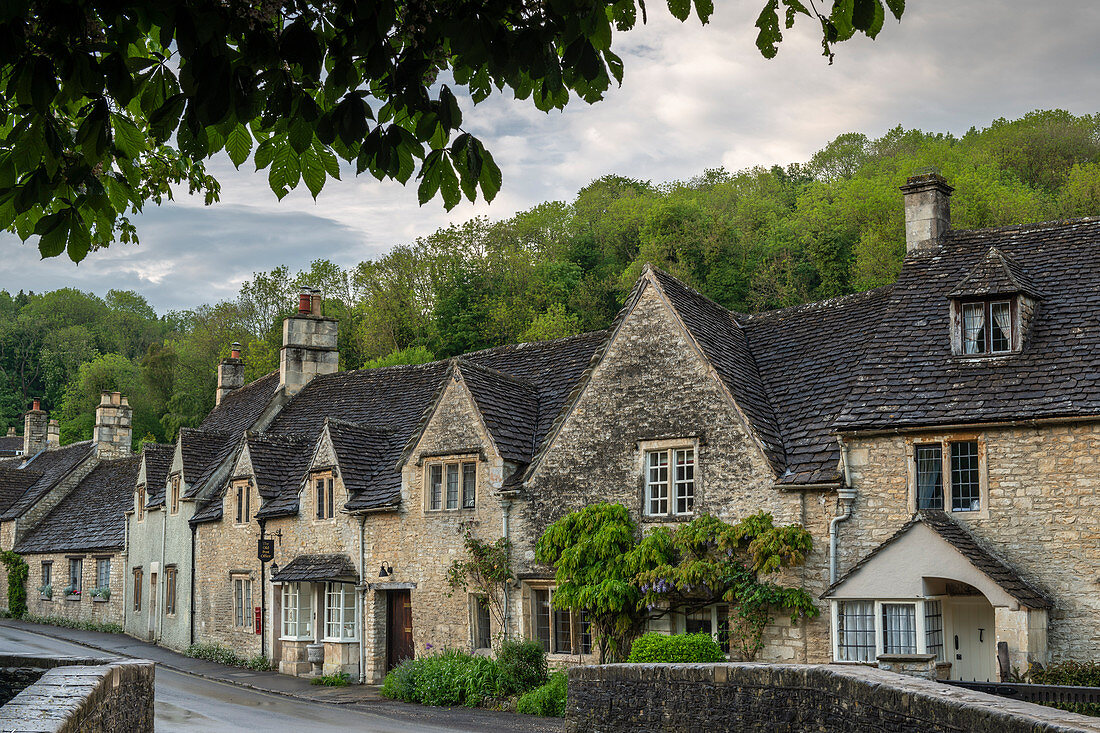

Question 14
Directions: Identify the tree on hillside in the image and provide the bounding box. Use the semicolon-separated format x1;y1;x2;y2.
0;0;905;262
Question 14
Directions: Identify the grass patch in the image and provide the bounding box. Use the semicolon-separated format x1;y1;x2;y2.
312;672;351;687
184;643;274;671
23;614;123;634
516;671;567;717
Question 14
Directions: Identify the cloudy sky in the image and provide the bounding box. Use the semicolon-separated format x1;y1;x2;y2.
3;1;1098;312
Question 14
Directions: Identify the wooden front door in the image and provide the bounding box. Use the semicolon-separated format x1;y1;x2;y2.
948;597;997;682
387;590;413;670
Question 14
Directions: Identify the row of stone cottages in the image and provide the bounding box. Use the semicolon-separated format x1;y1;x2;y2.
0;174;1096;685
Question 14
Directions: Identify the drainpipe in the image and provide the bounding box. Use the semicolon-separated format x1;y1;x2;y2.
358;514;366;685
830;439;857;585
122;516;129;631
259;519;266;660
189;524;196;647
157;505;167;642
501;498;513;639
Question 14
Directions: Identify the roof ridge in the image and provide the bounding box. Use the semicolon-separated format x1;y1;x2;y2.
944;215;1100;240
648;266;741;323
324;417;396;434
741;284;895;323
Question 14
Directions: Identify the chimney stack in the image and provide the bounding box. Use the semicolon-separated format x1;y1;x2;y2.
47;420;60;449
280;289;338;397
901;173;953;255
216;341;245;406
23;399;48;456
93;391;133;458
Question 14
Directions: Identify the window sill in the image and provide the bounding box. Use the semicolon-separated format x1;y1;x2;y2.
642;514;694;523
279;636;314;643
92;597;109;603
322;638;359;644
39;597;52;602
65;596;81;601
424;507;477;514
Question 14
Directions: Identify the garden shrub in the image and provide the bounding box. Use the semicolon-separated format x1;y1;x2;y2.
382;650;500;707
626;633;725;663
312;672;350;687
380;658;422;702
496;639;547;696
517;671;567;717
1029;661;1100;717
23;614;122;634
0;551;27;619
184;643;274;671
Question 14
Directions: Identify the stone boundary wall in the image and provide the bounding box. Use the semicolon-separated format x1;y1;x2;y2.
566;663;1100;733
0;653;154;732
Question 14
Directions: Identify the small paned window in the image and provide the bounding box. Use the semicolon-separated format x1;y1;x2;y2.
40;562;52;600
426;460;476;511
578;611;593;655
881;603;917;654
133;568;143;611
950;441;981;512
924;600;944;662
646;448;696;517
165;566;177;615
836;601;876;662
472;595;492;649
282;582;313;639
95;558;110;591
136;485;146;520
915;445;944;510
67;558;82;598
530;587;594;656
646;451;669;515
235;482;250;524
553;606;572;654
961;300;1013;355
234;578;252;629
170;476;181;514
674;449;695;514
314;476;335;519
324;582;357;641
532;588;551;653
683;604;730;653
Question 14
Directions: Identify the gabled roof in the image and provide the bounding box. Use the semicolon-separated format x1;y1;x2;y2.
15;456;141;554
327;420;398;507
271;553;358;583
742;286;894;485
0;442;95;521
836;217;1100;431
0;469;42;515
178;428;236;498
0;435;22;457
947;247;1044;299
823;510;1052;610
192;432;314;523
648;268;786;474
141;443;175;507
199;370;279;434
457;360;539;464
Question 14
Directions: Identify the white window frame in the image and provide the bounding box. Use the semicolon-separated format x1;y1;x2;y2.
323;582;357;642
234;577;252;630
644;445;696;518
281;582;314;641
678;603;730;654
830;599;947;663
424;458;477;512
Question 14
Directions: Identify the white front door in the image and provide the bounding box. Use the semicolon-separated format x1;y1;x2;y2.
947;598;996;681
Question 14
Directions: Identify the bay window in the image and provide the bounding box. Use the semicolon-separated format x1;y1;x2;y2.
832;599;946;662
324;582;357;641
281;583;314;640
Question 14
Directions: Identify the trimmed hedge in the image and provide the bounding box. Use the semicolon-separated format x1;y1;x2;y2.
517;671;567;717
627;633;725;663
1029;661;1100;717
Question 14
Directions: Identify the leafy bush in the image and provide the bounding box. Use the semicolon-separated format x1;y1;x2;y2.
0;551;27;618
23;614;122;634
312;672;351;687
184;643;274;671
627;633;725;663
381;650;500;708
496;639;547;696
517;671;567;717
1029;661;1100;717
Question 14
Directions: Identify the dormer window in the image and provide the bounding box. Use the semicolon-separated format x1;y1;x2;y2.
961;300;1013;355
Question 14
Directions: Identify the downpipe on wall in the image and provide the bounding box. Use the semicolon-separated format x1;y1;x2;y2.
501;498;513;638
830;439;857;585
359;514;366;685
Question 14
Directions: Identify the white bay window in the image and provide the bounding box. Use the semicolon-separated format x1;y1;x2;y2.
324;582;357;641
832;599;945;662
281;583;313;640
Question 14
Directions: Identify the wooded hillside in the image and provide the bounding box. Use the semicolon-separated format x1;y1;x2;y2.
3;110;1099;445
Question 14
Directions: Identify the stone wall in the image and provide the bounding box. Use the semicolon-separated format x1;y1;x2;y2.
0;654;154;733
843;423;1100;663
519;281;833;662
566;663;1100;733
23;550;123;626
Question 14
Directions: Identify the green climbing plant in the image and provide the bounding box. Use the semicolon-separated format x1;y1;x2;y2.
0;550;29;618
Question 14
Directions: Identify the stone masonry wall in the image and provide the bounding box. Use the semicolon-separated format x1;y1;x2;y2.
565;663;1100;733
23;551;123;626
519;282;833;662
842;423;1100;662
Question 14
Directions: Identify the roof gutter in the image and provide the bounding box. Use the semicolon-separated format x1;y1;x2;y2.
837;414;1100;438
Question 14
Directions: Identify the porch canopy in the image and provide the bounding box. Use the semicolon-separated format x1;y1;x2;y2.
271;553;359;584
823;510;1051;610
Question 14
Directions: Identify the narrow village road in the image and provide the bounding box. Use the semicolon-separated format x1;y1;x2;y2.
0;626;559;732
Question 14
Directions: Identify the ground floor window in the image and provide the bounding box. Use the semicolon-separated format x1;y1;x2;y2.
66;558;83;598
530;586;594;656
133;568;142;611
282;583;314;640
165;566;177;616
94;558;111;598
832;599;946;662
40;562;52;600
681;604;730;653
234;577;252;630
324;582;357;641
471;595;492;649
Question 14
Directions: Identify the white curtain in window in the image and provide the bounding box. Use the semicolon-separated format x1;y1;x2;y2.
882;603;917;654
991;302;1011;349
962;303;985;354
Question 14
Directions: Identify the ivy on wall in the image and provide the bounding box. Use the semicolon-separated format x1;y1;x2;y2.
0;550;28;618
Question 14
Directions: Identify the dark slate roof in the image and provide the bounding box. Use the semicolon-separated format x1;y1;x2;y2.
823;510;1052;609
271;553;358;583
649;268;786;474
947;247;1043;299
0;442;95;521
836;218;1100;431
199;370;279;434
14;456;141;554
178;428;236;498
0;469;42;515
742;287;894;485
140;443;175;507
247;433;312;520
0;436;22;457
457;360;539;464
327;420;400;510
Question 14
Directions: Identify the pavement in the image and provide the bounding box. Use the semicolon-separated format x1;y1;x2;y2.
0;618;563;732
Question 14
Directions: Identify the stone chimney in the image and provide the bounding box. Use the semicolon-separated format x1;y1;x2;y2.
216;342;245;406
280;287;338;397
23;398;48;456
93;391;133;458
901;173;953;254
46;420;60;449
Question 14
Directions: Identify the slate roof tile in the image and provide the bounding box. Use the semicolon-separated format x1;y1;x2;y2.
0;442;96;521
822;510;1052;609
178;428;236;498
457;360;539;464
199;370;279;434
140;443;175;507
14;456;141;554
271;553;358;583
0;469;42;515
0;436;22;457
